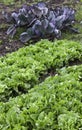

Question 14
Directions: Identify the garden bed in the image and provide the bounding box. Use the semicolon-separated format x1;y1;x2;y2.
0;0;82;130
0;0;82;56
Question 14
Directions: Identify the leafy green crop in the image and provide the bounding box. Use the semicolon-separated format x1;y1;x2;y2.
0;64;82;129
0;39;82;101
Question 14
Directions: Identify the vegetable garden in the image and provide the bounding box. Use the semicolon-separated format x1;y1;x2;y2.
0;0;82;130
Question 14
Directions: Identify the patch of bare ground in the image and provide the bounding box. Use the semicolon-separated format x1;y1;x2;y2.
0;3;25;56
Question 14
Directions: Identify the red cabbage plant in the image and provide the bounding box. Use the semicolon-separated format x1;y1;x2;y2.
3;2;79;43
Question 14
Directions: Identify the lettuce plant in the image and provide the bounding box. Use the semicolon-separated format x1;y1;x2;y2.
0;39;82;101
3;2;78;42
0;64;82;129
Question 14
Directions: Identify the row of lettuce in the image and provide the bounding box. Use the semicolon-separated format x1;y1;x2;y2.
0;64;82;130
0;39;82;102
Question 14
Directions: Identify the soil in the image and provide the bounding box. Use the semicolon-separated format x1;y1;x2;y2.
0;0;82;57
0;3;25;56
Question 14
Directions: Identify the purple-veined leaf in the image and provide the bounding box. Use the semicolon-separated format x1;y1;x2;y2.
11;12;19;24
32;20;42;36
19;7;27;15
7;25;17;37
47;22;54;34
48;11;56;21
18;13;28;26
37;2;48;15
55;15;66;29
42;19;48;29
54;29;61;38
43;7;48;16
27;28;35;36
27;10;35;24
31;6;43;18
20;32;31;43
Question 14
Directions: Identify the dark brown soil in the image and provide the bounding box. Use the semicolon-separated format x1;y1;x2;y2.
0;27;25;56
0;3;25;56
